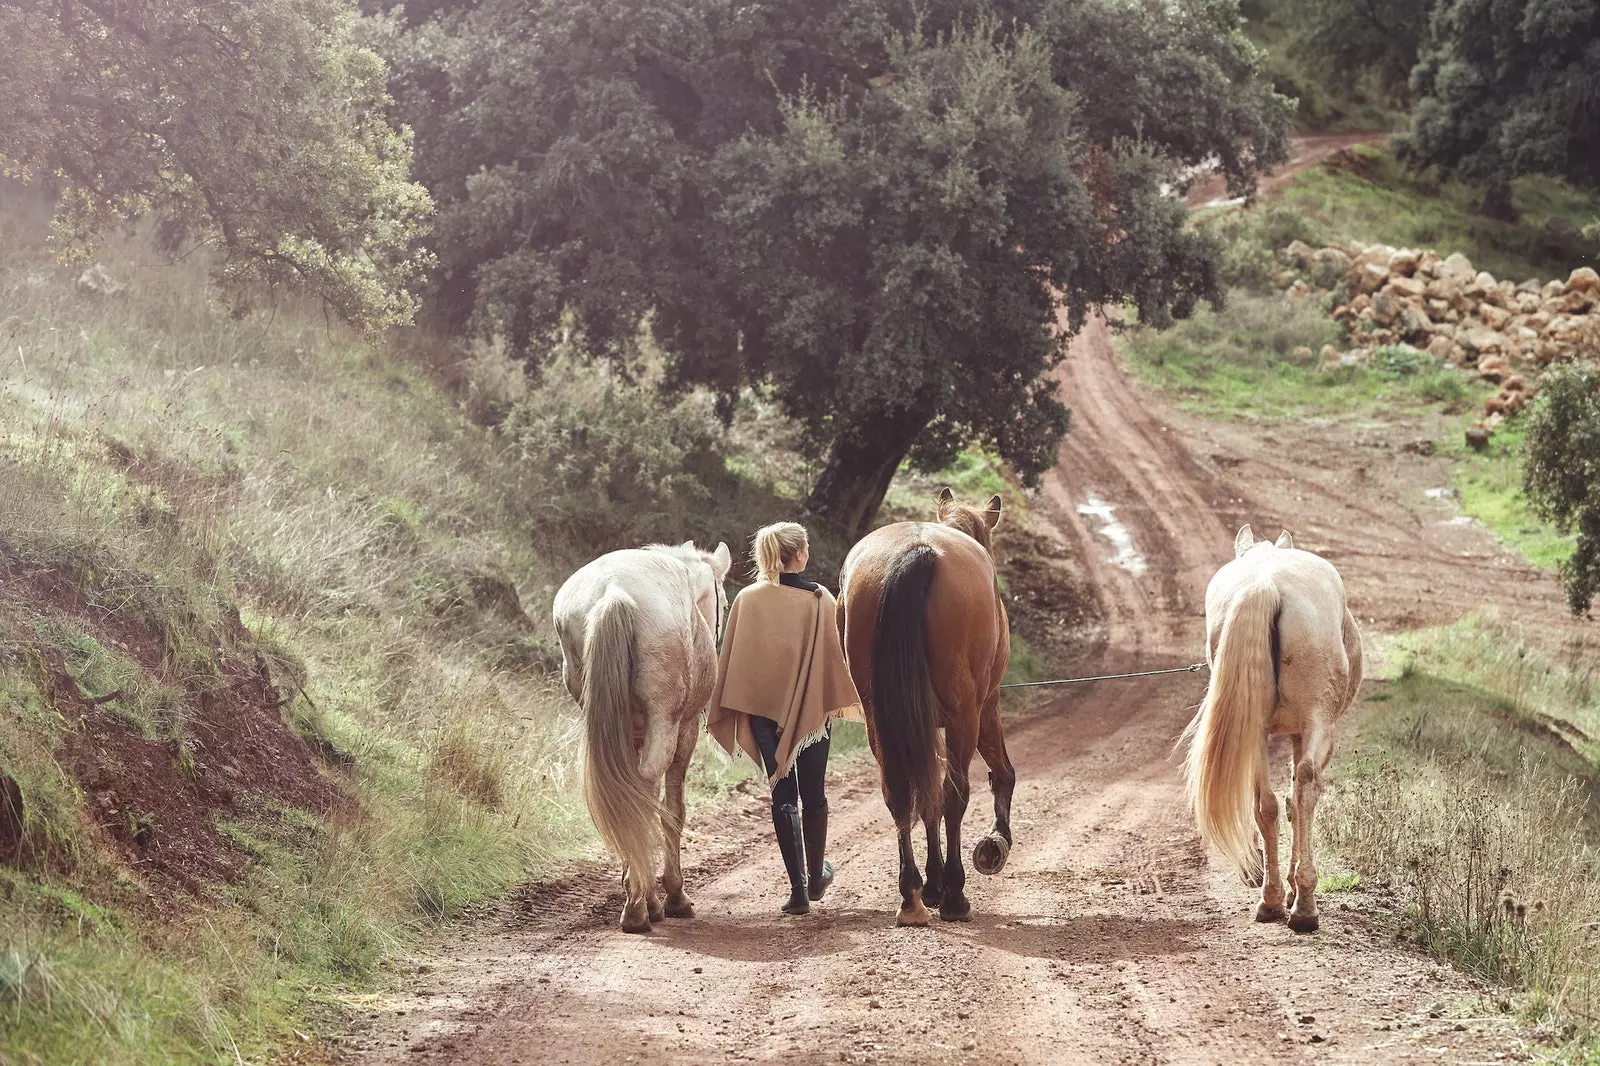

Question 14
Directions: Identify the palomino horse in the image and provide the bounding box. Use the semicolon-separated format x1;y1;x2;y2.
1182;525;1363;933
554;541;731;933
838;488;1016;926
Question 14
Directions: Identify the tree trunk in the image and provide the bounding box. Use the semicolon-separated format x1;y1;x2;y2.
805;410;929;541
1482;183;1518;223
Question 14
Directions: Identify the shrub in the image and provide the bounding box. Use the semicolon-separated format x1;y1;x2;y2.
1521;364;1600;616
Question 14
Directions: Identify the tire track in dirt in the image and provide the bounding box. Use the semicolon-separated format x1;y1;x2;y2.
341;136;1571;1066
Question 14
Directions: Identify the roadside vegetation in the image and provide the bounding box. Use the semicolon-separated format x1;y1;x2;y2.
1323;617;1600;1049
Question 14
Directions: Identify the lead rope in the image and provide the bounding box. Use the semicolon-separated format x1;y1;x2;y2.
999;662;1207;689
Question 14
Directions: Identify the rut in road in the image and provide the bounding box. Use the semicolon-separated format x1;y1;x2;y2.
348;307;1565;1065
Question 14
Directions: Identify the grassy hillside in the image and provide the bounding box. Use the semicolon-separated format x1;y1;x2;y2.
0;187;1080;1063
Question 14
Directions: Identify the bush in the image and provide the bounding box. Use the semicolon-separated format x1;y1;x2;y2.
1205;203;1330;292
1522;364;1600;616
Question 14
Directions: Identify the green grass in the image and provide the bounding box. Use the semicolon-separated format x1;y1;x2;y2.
1122;293;1490;421
1438;420;1577;572
1278;147;1600;282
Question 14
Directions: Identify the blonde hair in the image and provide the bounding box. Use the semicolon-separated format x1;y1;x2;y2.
752;522;809;583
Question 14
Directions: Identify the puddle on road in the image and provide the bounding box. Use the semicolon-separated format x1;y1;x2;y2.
1076;493;1148;576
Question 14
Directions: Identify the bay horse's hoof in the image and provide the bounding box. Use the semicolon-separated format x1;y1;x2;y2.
939;896;972;923
897;891;931;927
1254;902;1287;923
1287;911;1320;934
920;882;943;909
664;896;695;919
973;833;1010;875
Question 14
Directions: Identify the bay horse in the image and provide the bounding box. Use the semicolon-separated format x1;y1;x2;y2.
838;488;1016;926
1181;525;1363;933
553;541;731;933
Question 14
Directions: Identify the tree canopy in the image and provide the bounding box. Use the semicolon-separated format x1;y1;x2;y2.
0;0;433;332
1523;364;1600;617
1403;0;1600;215
386;0;1291;534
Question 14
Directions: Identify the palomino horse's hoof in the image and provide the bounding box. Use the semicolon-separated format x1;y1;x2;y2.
896;890;931;927
1254;902;1287;923
973;833;1010;875
621;914;652;934
1287;911;1320;934
647;897;666;924
664;897;695;919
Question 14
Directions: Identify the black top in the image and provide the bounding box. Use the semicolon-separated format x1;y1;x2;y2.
778;572;823;594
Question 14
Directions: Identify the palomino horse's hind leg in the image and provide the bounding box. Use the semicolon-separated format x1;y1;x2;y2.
973;694;1015;875
920;815;945;909
1253;752;1287;923
896;827;931;927
619;864;653;933
1287;727;1331;933
659;714;699;919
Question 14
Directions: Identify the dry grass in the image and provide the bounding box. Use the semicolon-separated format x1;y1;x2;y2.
1323;616;1600;1047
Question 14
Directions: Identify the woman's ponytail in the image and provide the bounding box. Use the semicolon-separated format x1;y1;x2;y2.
752;522;809;583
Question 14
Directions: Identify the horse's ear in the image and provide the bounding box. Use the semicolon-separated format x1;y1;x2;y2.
1275;529;1294;549
984;494;1003;530
680;539;696;551
1234;525;1255;557
936;486;954;516
711;541;732;578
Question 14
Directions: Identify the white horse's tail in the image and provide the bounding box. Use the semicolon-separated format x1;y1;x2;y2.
1182;579;1280;882
582;590;660;884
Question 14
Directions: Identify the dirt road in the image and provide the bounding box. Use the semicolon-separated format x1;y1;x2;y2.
342;137;1575;1065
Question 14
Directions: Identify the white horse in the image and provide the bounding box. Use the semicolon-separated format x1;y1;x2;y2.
1181;525;1363;933
553;540;731;933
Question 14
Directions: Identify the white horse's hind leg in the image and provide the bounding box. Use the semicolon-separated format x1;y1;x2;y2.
1253;758;1287;923
660;711;700;918
1287;722;1332;933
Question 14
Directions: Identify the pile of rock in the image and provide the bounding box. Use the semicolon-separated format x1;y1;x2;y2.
1277;240;1600;372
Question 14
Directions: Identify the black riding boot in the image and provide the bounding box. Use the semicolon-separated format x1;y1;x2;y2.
803;803;833;901
772;803;810;915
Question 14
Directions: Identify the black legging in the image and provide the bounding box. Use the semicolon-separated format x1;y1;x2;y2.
748;715;829;812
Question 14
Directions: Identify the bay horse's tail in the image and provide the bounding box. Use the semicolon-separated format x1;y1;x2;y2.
1181;579;1280;882
582;590;660;883
872;544;944;830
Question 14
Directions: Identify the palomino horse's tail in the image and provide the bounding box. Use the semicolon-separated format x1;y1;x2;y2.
1181;579;1280;882
871;544;945;829
581;590;660;884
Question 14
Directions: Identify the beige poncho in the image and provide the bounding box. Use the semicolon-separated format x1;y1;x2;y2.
707;581;864;785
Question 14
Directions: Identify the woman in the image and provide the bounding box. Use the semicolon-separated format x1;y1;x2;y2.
708;522;863;915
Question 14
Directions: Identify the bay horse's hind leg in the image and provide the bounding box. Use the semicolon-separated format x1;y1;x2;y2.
896;827;930;927
939;716;977;921
973;693;1015;875
659;712;699;919
920;814;945;910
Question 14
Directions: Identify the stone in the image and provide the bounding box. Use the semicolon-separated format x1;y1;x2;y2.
1543;280;1565;299
1287;279;1310;299
1465;424;1492;450
1310;248;1352;287
1541;298;1566;315
1459;327;1506;355
1479;304;1512;330
1279;240;1318;267
1474;270;1498;291
1350;293;1372;313
1371;291;1399;326
1417;250;1442;277
1398;306;1433;340
1320;344;1342;364
1357;261;1390;293
1291;345;1314;362
1564;289;1596;313
1477;353;1512;381
1515;292;1541;314
1440;252;1475;277
1388;248;1421;276
1516;278;1543;293
1386;275;1427;299
1427;298;1452;318
1426;334;1454;359
1565;266;1600;295
1504;374;1529;393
